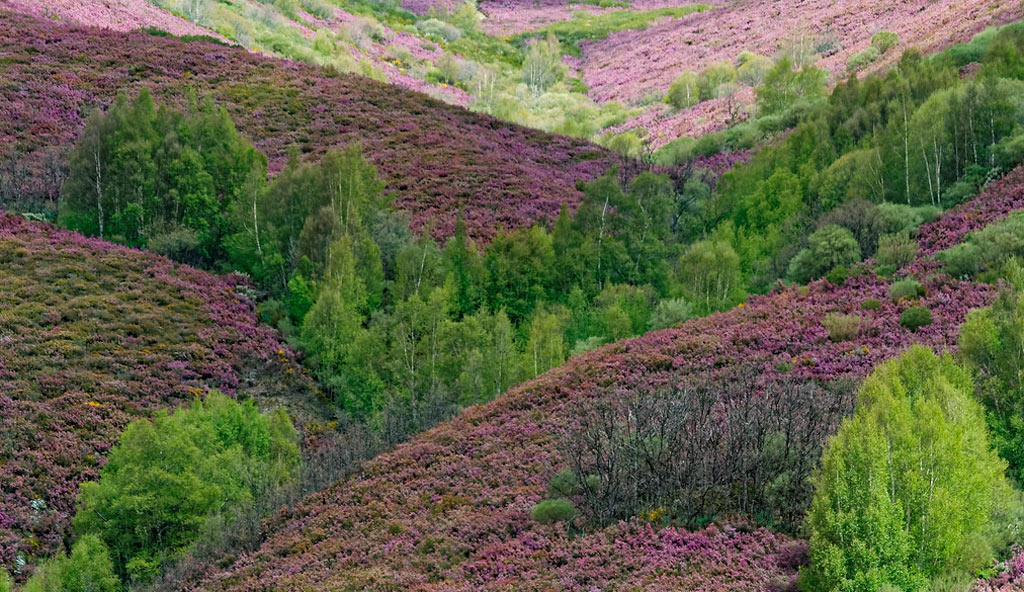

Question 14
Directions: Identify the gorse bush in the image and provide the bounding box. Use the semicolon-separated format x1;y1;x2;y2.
73;391;300;583
871;31;899;54
804;347;1015;592
874;233;919;270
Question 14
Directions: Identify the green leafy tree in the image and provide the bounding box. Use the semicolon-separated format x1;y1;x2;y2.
73;392;300;583
755;57;826;116
804;346;1013;592
666;71;700;109
677;240;743;315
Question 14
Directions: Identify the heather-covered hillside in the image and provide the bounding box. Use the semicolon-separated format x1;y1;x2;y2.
0;0;214;36
186;165;1024;590
581;0;1020;144
0;11;617;241
0;214;324;573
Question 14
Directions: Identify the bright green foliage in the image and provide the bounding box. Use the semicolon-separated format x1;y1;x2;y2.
698;61;738;101
486;226;555;324
755;57;827;116
787;225;862;284
889;279;924;303
531;498;578;524
523;306;569;378
872;31;899;54
874;233;919;270
0;569;10;592
937;210;1024;279
677;240;743;315
648;297;694;330
737;52;773;86
898;306;932;332
62;89;265;261
591;283;657;341
521;32;564;93
803;346;1013;592
73;391;300;583
959;263;1024;484
22;535;120;592
666;71;700;109
861;298;882;311
846;47;880;72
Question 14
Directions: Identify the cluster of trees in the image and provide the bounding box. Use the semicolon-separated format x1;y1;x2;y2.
1;392;299;590
684;22;1024;292
62;89;265;266
60;90;744;443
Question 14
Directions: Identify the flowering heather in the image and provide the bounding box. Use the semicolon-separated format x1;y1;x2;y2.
580;0;1021;106
478;0;728;37
186;163;1024;590
0;0;215;37
0;12;617;242
971;549;1024;591
0;214;320;575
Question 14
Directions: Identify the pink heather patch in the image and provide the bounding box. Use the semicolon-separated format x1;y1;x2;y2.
0;0;217;37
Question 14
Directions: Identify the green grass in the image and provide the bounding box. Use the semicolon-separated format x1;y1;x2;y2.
516;5;711;57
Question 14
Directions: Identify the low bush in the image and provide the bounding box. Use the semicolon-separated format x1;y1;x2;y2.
531;498;577;524
899;305;933;331
823;313;861;342
890;278;924;302
22;535;120;592
648;297;694;330
875;233;919;270
871;31;899;54
937;211;1024;278
847;46;881;72
861;298;882;311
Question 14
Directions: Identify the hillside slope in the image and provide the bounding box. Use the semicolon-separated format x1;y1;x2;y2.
0;214;321;573
188;167;1024;589
0;11;617;241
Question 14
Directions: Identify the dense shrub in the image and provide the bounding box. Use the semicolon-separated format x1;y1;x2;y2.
561;370;857;531
899;305;933;331
787;225;862;284
874;233;919;270
889;278;924;302
21;536;119;592
530;498;577;524
937;211;1024;278
416;18;462;42
804;347;1015;592
823;313;861;342
73;391;300;582
861;298;882;311
846;46;880;72
677;240;744;315
871;31;899;54
648;297;695;330
959;264;1024;484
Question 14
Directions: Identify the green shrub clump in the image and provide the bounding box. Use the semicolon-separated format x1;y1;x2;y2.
889;278;924;302
871;31;899;54
21;535;120;592
860;298;882;311
804;347;1016;592
937;211;1024;278
72;391;300;583
531;498;578;524
847;46;881;72
787;225;862;284
899;306;933;331
874;233;919;270
823;313;861;342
